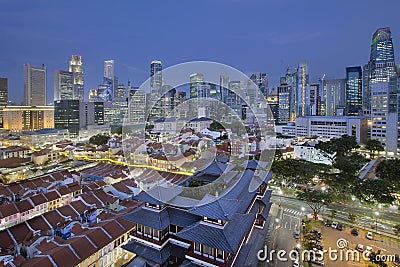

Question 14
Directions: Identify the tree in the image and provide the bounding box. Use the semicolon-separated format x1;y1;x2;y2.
112;126;123;135
365;139;384;158
348;213;358;224
297;190;333;220
89;134;110;146
209;121;225;131
354;179;396;205
376;159;400;192
393;224;400;237
316;135;359;159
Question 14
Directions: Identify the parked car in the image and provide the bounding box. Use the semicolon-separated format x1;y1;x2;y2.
366;232;374;240
351;228;359;236
331;221;338;229
324;220;331;227
356;244;364;252
393;254;399;266
364;246;373;258
337;224;344;231
293;231;300;239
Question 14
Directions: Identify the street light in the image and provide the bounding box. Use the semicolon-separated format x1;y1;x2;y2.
374;211;380;234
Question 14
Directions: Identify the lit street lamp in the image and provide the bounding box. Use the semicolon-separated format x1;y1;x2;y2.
374;211;380;234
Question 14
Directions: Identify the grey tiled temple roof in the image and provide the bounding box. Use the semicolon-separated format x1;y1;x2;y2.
177;213;255;252
123;241;186;264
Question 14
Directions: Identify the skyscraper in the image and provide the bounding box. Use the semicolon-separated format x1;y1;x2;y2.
296;61;309;117
115;83;127;98
324;79;346;116
54;100;80;137
150;60;162;91
189;73;204;99
366;27;398;155
54;70;74;101
0;78;8;127
277;83;294;124
249;72;268;98
99;60;115;102
24;64;46;106
69;55;84;101
280;69;297;121
346;66;362;116
104;60;114;80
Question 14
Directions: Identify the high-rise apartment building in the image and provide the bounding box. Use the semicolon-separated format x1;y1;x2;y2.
24;64;46;106
346;66;363;116
0;78;8;127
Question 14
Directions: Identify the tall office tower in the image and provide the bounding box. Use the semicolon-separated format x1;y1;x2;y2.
324;79;346;116
220;75;230;103
319;75;326;116
104;60;114;80
296;61;310;117
54;70;74;101
99;60;115;102
346;66;363;116
366;27;398;155
267;87;279;124
88;89;101;102
79;102;104;129
309;83;320;116
224;81;242;113
249;72;268;98
24;64;46;106
69;55;84;101
0;78;8;127
362;63;372;116
280;68;298;120
115;83;127;98
54;100;80;137
150;60;163;91
128;88;146;123
104;97;127;126
189;73;204;99
277;83;295;124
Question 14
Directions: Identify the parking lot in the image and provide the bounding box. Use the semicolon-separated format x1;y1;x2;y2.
312;221;400;267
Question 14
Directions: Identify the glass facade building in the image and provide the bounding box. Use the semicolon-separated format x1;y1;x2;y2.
345;66;362;116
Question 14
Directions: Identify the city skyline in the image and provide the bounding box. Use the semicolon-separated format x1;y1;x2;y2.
1;0;400;104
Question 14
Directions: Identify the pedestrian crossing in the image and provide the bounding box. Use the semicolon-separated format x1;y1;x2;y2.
283;208;303;216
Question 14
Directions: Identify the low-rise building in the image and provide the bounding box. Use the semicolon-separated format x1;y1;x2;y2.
20;128;69;148
0;146;30;159
295;116;368;143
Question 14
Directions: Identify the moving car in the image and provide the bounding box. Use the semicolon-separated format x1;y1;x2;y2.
366;231;374;240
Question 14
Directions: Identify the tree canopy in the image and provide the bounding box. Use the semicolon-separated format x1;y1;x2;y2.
89;134;110;146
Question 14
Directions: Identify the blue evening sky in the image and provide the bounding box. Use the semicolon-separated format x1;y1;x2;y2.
0;0;400;104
